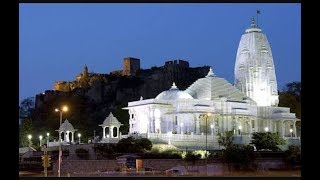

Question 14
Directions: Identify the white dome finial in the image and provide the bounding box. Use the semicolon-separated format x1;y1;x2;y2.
251;16;256;27
171;82;178;89
206;67;215;77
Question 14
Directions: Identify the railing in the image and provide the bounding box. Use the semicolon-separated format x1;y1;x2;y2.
148;133;219;141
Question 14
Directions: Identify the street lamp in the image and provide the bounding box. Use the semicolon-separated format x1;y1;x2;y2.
55;105;68;177
264;127;269;132
28;134;32;147
39;135;43;147
55;106;68;129
78;133;81;144
46;133;50;147
180;123;184;134
290;129;293;137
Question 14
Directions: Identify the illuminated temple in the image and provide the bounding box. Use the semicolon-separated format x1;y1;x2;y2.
122;18;300;150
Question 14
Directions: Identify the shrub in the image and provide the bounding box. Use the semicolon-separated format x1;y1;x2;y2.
284;145;301;167
184;151;201;162
94;144;117;159
222;144;256;170
75;148;90;160
142;152;182;159
251;132;286;151
116;137;152;153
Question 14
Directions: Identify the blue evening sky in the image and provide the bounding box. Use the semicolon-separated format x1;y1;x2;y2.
19;3;301;103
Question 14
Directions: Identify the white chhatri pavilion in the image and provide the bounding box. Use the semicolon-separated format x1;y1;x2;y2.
56;119;77;144
99;112;123;143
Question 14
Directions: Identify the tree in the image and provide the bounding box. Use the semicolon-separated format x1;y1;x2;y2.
282;81;301;97
19;97;35;119
19;119;33;147
284;145;301;167
279;81;301;119
251;132;286;151
218;130;234;148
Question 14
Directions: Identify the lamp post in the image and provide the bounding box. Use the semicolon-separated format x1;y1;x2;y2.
28;134;32;147
78;133;81;144
39;135;43;147
180;123;184;134
290;129;293;138
46;133;50;147
210;124;214;136
55;105;68;177
264;127;269;132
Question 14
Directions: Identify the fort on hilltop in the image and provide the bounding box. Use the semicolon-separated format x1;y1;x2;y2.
53;58;195;92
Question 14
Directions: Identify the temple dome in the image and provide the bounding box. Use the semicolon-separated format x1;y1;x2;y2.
58;119;75;131
155;82;193;100
185;68;254;102
100;112;122;127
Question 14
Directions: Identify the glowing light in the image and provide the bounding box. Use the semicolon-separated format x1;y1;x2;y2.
39;135;43;140
47;133;50;137
290;129;293;133
62;106;68;112
210;124;214;129
264;127;269;132
78;133;81;137
28;134;32;140
238;126;242;130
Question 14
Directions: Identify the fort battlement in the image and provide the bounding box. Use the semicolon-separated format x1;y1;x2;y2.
164;60;189;68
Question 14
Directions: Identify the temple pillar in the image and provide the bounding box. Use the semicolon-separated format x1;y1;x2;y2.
64;131;67;142
293;121;297;137
281;121;285;137
196;116;200;135
110;126;113;138
103;126;106;139
71;132;74;143
59;131;62;142
66;132;70;142
117;127;119;138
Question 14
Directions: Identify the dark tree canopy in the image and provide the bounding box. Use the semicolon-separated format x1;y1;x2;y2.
279;81;301;119
282;81;301;97
19;97;35;119
19;118;33;147
251;132;286;151
218;130;234;148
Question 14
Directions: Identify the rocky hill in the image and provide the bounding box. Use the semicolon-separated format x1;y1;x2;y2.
33;60;210;141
